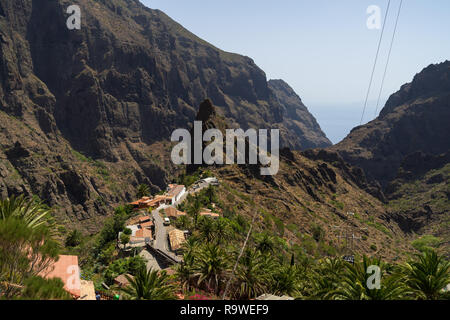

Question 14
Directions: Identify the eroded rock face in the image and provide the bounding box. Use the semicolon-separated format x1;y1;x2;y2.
331;61;450;188
268;80;331;150
0;0;331;230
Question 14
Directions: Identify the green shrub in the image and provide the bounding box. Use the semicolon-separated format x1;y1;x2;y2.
65;229;82;247
311;224;324;242
411;235;442;252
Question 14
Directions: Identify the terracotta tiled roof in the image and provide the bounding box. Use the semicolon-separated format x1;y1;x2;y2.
140;221;154;229
199;211;220;218
138;216;151;223
135;228;152;239
40;255;81;297
114;274;133;287
167;185;185;197
165;206;187;218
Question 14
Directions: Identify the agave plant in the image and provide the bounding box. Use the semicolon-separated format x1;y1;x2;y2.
398;250;450;300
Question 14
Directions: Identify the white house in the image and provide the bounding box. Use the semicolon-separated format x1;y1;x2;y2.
167;184;186;205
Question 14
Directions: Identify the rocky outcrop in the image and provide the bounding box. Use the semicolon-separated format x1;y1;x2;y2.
0;0;331;230
331;61;450;188
268;80;331;149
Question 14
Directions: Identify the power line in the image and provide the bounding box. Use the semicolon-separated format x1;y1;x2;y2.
373;0;403;118
360;0;392;125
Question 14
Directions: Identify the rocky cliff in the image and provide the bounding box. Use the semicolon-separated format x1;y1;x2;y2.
0;0;330;230
332;61;450;188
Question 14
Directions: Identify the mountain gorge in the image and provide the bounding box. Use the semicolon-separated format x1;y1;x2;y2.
0;0;330;230
332;61;450;188
331;61;450;254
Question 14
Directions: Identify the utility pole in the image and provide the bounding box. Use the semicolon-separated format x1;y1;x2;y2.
333;212;367;263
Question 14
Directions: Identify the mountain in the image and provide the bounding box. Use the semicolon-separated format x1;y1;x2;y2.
331;61;450;188
0;0;330;230
268;80;331;149
180;100;412;260
331;61;450;254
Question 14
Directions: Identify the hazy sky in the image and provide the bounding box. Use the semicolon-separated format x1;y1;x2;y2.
141;0;450;143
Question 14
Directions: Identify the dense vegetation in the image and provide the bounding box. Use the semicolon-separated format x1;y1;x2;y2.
1;192;449;300
0;195;70;299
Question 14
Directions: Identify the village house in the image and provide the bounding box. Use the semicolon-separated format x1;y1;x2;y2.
165;206;187;220
119;222;154;251
166;184;186;205
199;209;220;219
130;196;152;210
168;228;186;255
40;255;94;300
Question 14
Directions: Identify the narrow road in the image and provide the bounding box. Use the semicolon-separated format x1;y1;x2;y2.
151;208;182;263
148;179;218;264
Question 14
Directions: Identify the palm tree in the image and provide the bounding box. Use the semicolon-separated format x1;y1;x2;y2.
136;184;150;198
271;264;302;297
175;251;196;291
0;195;55;235
188;196;201;229
307;257;345;299
214;218;232;245
198;217;215;243
181;234;200;256
176;215;191;230
234;248;271;299
399;250;450;300
331;256;407;300
254;233;275;254
194;244;229;295
121;267;176;300
205;185;216;203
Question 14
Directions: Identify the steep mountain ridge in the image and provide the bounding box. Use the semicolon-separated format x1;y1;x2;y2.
332;61;450;188
331;61;450;254
0;0;330;230
181;100;412;260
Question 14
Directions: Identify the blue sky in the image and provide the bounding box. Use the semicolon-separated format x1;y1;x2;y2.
141;0;450;143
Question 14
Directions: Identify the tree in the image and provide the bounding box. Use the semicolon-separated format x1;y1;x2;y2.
104;256;146;285
306;257;344;300
194;244;229;295
214;218;232;245
21;276;71;300
234;248;271;299
254;233;275;254
121;268;176;300
0;195;56;236
205;185;217;204
0;217;60;298
175;251;196;291
188;196;201;230
271;264;302;297
175;215;191;231
399;250;450;300
331;256;407;300
136;184;150;199
65;229;82;247
198;217;215;243
120;233;130;246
